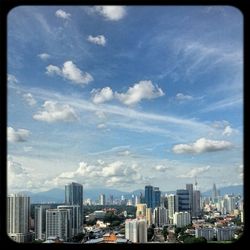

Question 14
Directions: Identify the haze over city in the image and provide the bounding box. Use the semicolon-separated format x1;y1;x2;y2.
7;6;243;194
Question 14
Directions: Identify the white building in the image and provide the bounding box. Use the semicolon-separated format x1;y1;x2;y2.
173;211;191;228
167;194;176;220
195;228;214;240
99;194;106;205
7;194;32;243
57;205;80;237
153;206;168;227
125;218;147;243
46;209;71;241
34;204;51;240
216;227;235;241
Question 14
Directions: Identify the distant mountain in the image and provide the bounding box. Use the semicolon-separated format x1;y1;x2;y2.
23;184;243;204
202;185;243;197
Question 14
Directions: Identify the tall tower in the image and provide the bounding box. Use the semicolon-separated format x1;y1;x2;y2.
176;189;190;212
7;194;31;242
186;184;193;216
212;183;217;202
145;185;153;209
65;182;83;224
99;194;106;205
167;194;176;220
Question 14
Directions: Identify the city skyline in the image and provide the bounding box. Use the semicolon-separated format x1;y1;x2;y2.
7;6;243;193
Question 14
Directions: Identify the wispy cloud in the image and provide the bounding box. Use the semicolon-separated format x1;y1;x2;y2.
38;53;51;60
178;165;211;178
22;93;37;106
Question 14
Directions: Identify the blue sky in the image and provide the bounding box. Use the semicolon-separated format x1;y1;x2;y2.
7;6;243;194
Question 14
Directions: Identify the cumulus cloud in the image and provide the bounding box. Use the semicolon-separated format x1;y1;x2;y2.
91;87;114;104
33;101;78;123
55;9;71;20
178;165;211;178
87;35;106;46
153;165;169;172
115;80;164;106
172;137;233;154
102;161;124;177
23;93;37;106
7;157;32;191
93;6;126;21
176;93;193;101
38;53;51;60
8;74;18;85
46;61;93;86
222;125;234;136
8;127;30;143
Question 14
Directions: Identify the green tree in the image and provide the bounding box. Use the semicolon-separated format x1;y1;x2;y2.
147;227;154;241
162;226;168;240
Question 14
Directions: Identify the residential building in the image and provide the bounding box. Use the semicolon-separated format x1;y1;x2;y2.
173;211;191;228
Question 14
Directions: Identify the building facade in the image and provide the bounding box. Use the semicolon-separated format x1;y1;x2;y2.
7;194;31;243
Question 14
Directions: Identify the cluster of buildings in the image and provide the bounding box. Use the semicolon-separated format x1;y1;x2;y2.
8;182;83;243
7;181;243;243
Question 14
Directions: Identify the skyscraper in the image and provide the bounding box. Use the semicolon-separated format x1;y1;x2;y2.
46;209;71;241
57;205;80;237
7;194;31;242
153;206;168;227
34;204;51;240
167;194;176;220
145;185;161;209
99;194;106;205
145;185;153;209
193;190;201;217
176;189;190;212
186;184;193;216
65;182;83;224
125;218;147;243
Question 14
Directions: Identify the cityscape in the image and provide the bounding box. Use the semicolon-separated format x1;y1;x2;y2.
7;6;243;244
7;182;244;243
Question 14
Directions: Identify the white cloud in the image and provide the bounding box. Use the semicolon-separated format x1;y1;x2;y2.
8;74;18;84
115;80;165;106
93;6;126;21
38;53;51;60
176;93;193;101
172;137;233;154
97;123;106;129
222;125;233;136
46;61;93;86
87;35;106;46
153;165;169;172
91;87;113;104
55;9;71;20
33;101;78;123
23;93;37;106
102;161;124;177
7;156;33;192
178;165;211;178
118;150;131;156
8;127;30;143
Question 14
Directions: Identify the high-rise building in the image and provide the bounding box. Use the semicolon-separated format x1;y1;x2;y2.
195;228;214;241
34;204;51;240
136;203;147;218
99;194;106;205
212;183;218;202
146;208;152;227
65;182;83;224
216;227;235;241
145;185;161;209
145;185;153;209
57;205;80;237
193;190;201;217
46;209;71;241
125;218;147;243
173;211;191;228
153;206;168;227
153;187;161;209
7;194;32;243
186;184;193;216
176;189;190;212
167;194;176;220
